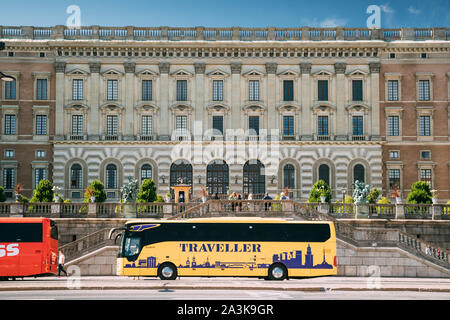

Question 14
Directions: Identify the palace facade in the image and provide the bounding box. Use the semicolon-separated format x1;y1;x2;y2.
0;26;449;201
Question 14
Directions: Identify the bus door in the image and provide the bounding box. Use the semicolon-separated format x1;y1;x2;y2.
18;223;44;277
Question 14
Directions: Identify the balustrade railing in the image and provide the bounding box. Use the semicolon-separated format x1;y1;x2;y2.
1;26;449;41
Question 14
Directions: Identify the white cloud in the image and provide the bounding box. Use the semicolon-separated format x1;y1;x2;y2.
320;18;348;28
408;6;421;14
380;3;394;14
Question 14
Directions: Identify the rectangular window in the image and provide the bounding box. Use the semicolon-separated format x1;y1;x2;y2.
5;80;16;100
212;116;223;135
352;116;364;136
177;80;188;101
420;151;431;160
34;168;46;189
106;115;118;136
72;115;84;136
36;79;48;100
283;80;294;101
249;80;259;101
248;116;259;135
72;79;83;100
5;150;14;158
387;116;399;136
387;80;399;101
176;115;188;132
420;169;432;187
389;151;399;159
419;115;431;136
141;115;153;135
317;80;328;101
212;80;223;101
36;150;46;158
3;168;15;189
35;115;47;135
107;80;118;101
283;115;294;136
142;80;152;101
389;169;401;190
4;114;16;135
318;116;329;136
418;80;430;101
352;80;363;101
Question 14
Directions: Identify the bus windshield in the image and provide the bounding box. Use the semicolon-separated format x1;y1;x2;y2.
123;237;141;257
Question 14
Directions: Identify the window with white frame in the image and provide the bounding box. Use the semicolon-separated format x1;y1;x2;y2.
176;115;188;134
107;80;118;101
418;80;430;101
35;115;47;135
36;79;48;100
4;150;14;158
70;164;82;189
34;168;47;189
387;115;400;136
4;79;16;100
420;168;432;187
388;169;401;190
36;150;46;159
106;115;119;136
72;115;84;136
389;150;399;159
140;164;152;182
419;115;431;136
4;114;16;135
2;168;15;189
142;80;152;101
283;115;294;136
212;80;223;101
141;115;153;136
177;80;188;101
387;80;399;101
249;80;260;101
72;79;84;100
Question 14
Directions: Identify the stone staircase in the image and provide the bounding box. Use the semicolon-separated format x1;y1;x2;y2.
59;200;450;277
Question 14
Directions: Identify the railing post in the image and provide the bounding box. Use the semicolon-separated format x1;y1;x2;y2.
21;26;34;39
401;28;414;40
395;203;405;219
432;27;446;40
232;27;240;40
318;203;329;215
196;26;204;40
301;27;309;40
87;203;97;218
431;204;442;220
10;203;24;217
52;25;65;39
51;203;61;218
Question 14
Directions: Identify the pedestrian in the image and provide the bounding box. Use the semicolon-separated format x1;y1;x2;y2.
263;193;272;211
237;194;242;212
58;251;67;277
229;192;237;211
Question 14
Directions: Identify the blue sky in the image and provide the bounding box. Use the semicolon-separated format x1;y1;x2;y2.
0;0;449;28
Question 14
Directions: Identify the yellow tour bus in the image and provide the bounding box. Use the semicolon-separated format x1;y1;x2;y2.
112;217;337;280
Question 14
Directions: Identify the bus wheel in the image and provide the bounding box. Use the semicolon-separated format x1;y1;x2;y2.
268;264;288;281
158;263;178;280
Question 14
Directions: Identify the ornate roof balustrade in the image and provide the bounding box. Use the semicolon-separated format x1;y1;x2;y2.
0;26;449;42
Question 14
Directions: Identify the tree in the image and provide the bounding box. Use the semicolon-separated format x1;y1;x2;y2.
0;186;6;202
137;179;157;203
308;180;332;203
83;180;107;203
367;188;380;204
30;179;54;203
406;181;432;204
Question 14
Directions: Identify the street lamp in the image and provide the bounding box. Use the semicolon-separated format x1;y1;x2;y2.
0;72;15;82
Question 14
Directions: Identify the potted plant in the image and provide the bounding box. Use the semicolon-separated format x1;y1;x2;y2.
319;186;327;203
86;187;96;203
14;183;23;203
391;188;401;204
431;189;438;204
52;186;63;203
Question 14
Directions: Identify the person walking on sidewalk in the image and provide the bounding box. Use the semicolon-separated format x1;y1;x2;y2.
58;251;67;277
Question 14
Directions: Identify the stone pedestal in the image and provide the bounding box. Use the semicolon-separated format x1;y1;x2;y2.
355;204;369;219
10;203;24;217
122;203;136;218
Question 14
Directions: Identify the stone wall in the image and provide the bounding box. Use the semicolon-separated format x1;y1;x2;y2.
66;246;118;276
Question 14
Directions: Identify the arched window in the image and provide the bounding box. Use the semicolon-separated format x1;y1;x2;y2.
243;160;265;195
354;164;365;183
70;164;82;189
318;164;330;186
106;164;117;189
207;160;229;195
140;164;152;182
283;164;295;189
170;160;193;188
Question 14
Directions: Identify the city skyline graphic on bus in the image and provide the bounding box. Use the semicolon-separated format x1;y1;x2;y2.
124;244;333;270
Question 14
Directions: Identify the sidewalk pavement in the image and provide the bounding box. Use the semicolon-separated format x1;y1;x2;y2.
1;276;450;292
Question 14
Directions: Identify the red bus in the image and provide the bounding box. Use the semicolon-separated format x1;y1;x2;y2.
0;218;59;280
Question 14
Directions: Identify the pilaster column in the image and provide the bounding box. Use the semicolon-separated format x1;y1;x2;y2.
158;62;170;140
54;61;66;140
123;61;136;140
265;62;277;138
194;62;206;141
88;61;101;140
369;62;381;140
334;62;347;140
230;62;242;132
300;62;312;140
